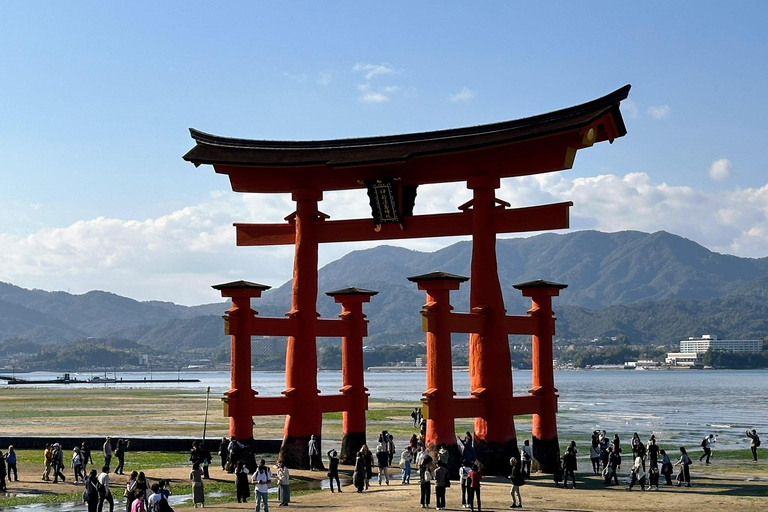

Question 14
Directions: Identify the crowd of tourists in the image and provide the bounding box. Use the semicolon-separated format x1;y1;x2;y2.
0;425;761;510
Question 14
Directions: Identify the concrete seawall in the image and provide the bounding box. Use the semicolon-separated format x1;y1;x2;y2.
0;437;282;453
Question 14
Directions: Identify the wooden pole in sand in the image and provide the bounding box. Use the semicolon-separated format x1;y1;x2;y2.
203;386;211;441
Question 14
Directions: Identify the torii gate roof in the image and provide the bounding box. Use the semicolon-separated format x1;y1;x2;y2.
184;85;630;193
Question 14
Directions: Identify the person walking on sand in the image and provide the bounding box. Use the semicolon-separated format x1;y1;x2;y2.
308;435;321;471
130;491;145;512
746;429;761;461
604;446;620;485
660;449;673;485
589;437;601;475
361;444;373;490
189;463;205;507
467;463;482;512
72;446;85;483
97;466;114;512
43;443;53;481
626;455;647;491
400;446;412;485
562;443;577;489
327;449;341;492
252;459;272;512
699;434;716;465
84;469;99;512
5;446;17;482
674;447;692;487
218;437;228;471
376;436;390;485
434;461;449;511
82;443;93;475
103;438;113;469
276;459;290;506
115;439;130;475
235;461;250;503
353;452;366;493
419;455;433;509
509;456;524;509
125;471;139;512
52;443;67;483
459;459;471;508
647;435;660;469
521;440;532;478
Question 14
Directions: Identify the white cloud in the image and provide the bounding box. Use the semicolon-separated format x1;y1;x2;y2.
6;172;768;305
282;72;307;82
356;83;400;103
449;87;476;102
360;92;389;103
648;105;670;119
352;62;396;80
709;158;733;181
317;72;332;86
621;99;639;119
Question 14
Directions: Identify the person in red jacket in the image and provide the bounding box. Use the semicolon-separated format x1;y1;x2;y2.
467;464;482;512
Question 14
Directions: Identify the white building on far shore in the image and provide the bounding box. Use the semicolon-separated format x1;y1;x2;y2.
666;334;763;367
680;334;762;354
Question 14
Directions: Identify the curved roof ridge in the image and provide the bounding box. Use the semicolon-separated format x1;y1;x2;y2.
188;85;630;151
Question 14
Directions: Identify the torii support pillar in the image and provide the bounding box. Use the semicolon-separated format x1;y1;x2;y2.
514;279;567;473
408;272;466;477
280;188;324;468
326;287;378;464
467;176;519;474
213;280;272;442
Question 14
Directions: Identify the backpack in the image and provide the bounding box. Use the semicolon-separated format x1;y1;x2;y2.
755;437;761;447
700;437;708;448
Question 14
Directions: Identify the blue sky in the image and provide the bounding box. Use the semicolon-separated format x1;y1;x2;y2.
1;1;767;304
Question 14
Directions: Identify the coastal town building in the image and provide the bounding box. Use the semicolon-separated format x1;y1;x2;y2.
679;334;762;354
664;352;701;367
665;334;762;367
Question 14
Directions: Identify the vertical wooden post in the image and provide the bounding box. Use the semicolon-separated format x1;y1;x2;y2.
408;272;466;477
213;281;270;442
467;176;518;474
326;287;378;464
280;189;324;468
514;280;567;473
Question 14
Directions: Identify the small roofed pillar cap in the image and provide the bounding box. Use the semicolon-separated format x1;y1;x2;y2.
326;287;378;303
212;280;271;298
513;279;568;297
407;271;468;291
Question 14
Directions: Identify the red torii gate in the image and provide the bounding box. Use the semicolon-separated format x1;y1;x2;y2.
184;85;630;470
212;280;375;466
409;272;566;474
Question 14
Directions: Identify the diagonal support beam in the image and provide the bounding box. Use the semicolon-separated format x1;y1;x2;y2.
236;201;572;246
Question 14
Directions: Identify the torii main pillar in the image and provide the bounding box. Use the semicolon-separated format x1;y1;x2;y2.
281;189;324;465
467;176;519;473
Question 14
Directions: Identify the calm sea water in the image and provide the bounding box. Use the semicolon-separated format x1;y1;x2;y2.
4;369;766;450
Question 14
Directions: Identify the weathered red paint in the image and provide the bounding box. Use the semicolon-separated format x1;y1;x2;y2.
523;287;560;443
215;284;267;441
413;278;462;448
283;189;323;442
467;177;517;446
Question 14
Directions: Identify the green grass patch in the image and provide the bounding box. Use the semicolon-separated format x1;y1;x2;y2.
0;491;82;507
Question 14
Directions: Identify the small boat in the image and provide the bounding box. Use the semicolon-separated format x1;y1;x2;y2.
89;376;117;383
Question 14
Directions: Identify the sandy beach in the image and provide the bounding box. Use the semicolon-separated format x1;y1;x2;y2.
3;453;766;511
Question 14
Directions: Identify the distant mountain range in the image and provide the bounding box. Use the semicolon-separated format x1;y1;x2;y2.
2;230;768;357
